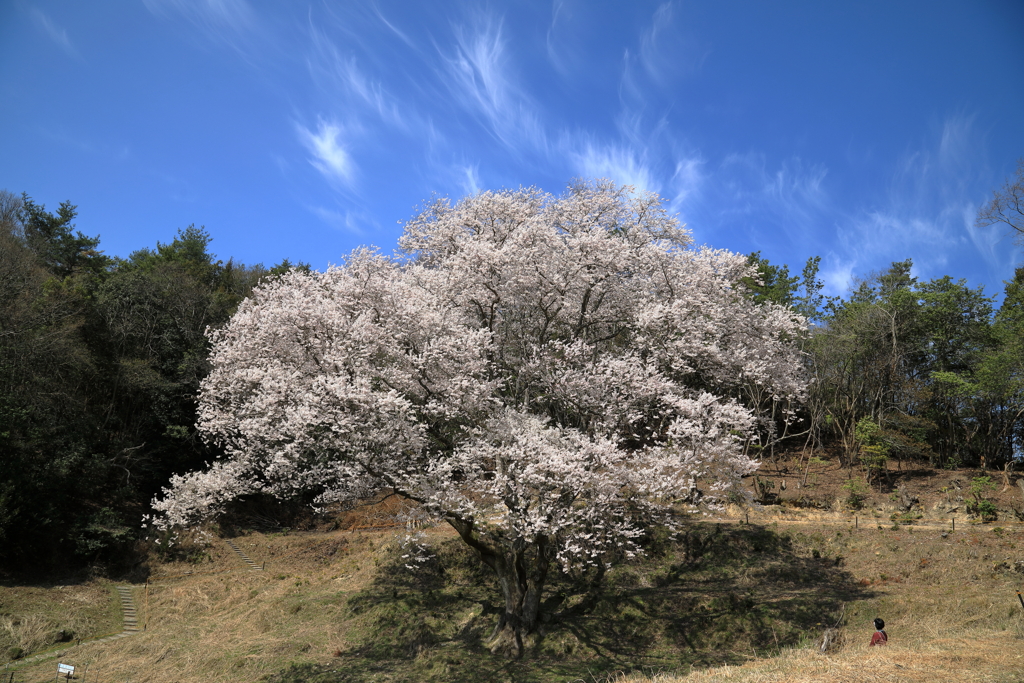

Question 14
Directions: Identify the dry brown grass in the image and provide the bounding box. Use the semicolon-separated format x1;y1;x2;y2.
4;507;1024;683
3;528;417;682
619;518;1024;683
621;632;1023;682
0;582;120;659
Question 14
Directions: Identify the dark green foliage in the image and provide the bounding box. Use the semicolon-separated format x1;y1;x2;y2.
804;258;1024;471
0;192;287;575
744;251;799;307
742;250;1021;472
19;194;109;278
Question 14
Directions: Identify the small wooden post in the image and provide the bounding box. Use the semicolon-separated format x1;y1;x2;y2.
1017;591;1024;611
855;516;858;529
952;517;955;533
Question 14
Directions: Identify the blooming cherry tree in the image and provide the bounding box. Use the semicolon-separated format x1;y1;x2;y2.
151;180;807;657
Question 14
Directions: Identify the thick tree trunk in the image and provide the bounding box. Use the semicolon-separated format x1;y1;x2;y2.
448;518;550;659
487;539;549;658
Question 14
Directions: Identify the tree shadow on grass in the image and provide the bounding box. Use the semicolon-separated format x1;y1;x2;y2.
264;523;875;683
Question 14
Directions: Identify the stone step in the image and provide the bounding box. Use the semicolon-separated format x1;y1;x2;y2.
225;540;263;570
116;584;140;633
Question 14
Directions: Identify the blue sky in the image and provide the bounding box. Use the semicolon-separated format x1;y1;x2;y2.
2;1;1023;300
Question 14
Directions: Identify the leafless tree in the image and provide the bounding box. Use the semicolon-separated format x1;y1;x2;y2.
0;189;23;236
977;158;1024;244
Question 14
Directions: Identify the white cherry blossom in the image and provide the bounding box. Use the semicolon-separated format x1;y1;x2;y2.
150;180;807;657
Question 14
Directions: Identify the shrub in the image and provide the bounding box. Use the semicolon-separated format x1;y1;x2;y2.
855;418;890;486
841;479;868;510
967;476;998;522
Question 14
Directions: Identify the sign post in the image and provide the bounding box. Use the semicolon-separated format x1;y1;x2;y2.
56;663;74;681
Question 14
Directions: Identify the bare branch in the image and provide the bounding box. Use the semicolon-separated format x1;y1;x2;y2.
976;158;1024;244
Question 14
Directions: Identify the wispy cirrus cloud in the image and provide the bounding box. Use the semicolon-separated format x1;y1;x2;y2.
833;115;1015;284
819;255;856;297
713;153;830;247
460;164;482;197
443;14;547;154
638;2;709;85
552;4;709;219
561;104;705;214
30;8;78;58
305;19;405;128
798;114;1024;298
307;204;367;236
142;0;271;63
296;119;356;189
370;4;415;50
144;0;256;33
545;0;575;78
544;0;603;81
668;156;705;216
568;140;658;194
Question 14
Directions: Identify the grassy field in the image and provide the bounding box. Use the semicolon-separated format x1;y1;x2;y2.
3;506;1023;683
0;581;122;662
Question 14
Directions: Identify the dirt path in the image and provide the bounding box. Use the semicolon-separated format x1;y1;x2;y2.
713;510;1024;534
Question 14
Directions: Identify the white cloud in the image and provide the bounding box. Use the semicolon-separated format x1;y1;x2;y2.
30;9;77;58
306;21;404;128
308;205;365;235
143;0;269;64
708;153;831;250
841;211;953;265
545;0;574;77
569;141;658;194
820;255;856;297
618;2;709;97
829;114;1019;282
965;203;1008;267
461;165;481;196
371;4;415;49
667;156;705;216
144;0;255;31
544;0;600;80
443;14;547;154
296;120;356;188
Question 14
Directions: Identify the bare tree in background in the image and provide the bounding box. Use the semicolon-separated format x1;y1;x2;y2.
977;159;1024;244
0;190;23;235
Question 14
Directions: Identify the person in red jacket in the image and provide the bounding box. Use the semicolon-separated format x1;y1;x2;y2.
870;617;888;646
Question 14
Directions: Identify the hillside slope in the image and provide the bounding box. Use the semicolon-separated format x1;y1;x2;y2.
4;461;1024;682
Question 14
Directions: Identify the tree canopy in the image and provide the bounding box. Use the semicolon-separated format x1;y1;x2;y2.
0;193;294;573
151;181;808;656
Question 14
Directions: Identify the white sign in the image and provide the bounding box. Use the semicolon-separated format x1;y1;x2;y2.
57;663;75;677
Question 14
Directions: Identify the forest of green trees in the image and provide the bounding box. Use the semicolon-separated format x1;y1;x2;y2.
1;186;1022;577
0;190;308;573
